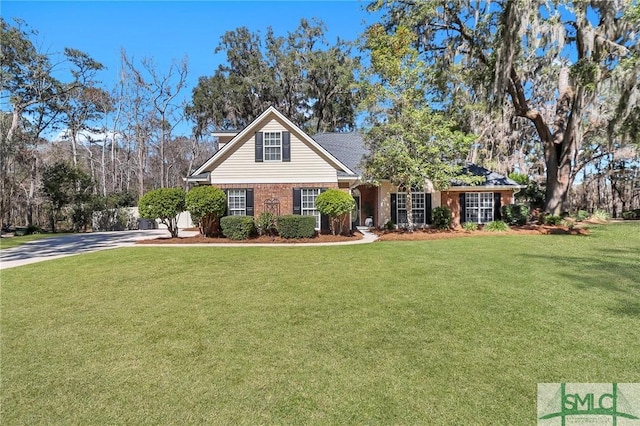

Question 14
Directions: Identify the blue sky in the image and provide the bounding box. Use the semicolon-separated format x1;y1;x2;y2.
3;1;374;135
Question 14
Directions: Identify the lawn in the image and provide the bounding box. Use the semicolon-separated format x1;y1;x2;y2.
1;223;639;424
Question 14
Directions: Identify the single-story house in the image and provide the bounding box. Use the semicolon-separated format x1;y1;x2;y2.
186;106;522;230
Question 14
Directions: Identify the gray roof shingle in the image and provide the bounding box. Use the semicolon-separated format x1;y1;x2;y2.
312;132;366;176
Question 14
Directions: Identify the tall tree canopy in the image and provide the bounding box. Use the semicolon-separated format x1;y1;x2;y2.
186;19;359;135
368;0;640;214
361;24;476;230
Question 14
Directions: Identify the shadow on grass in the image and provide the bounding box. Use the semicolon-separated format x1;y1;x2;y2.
521;251;640;318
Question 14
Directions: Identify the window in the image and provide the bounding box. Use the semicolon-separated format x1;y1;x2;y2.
301;188;321;229
396;192;426;225
227;189;246;216
263;132;281;161
465;192;493;224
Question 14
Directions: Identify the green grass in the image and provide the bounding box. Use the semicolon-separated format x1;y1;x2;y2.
2;223;639;424
0;233;59;250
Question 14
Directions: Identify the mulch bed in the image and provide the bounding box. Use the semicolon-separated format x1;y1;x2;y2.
374;224;589;241
137;224;590;244
136;232;364;244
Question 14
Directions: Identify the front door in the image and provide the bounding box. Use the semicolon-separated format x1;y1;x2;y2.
352;195;361;227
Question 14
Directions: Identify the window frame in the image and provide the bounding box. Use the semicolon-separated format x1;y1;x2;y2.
263;131;282;162
227;189;247;216
465;192;494;224
396;191;426;226
301;188;322;229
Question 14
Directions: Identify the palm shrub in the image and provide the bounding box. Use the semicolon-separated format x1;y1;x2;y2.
315;189;355;235
138;188;186;238
590;209;610;222
462;222;478;232
220;216;256;240
432;206;452;229
255;211;277;236
185;186;226;237
277;215;316;239
484;220;510;232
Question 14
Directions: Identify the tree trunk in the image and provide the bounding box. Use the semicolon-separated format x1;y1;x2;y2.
406;189;414;232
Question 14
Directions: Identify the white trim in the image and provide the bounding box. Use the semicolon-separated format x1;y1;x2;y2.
193;107;355;176
263;131;282;162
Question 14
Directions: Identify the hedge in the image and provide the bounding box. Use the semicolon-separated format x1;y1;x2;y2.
277;215;316;239
220;215;256;240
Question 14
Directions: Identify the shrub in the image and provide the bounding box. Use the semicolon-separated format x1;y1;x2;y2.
561;219;575;230
138;188;186;238
432;206;452;229
277;215;316;239
484;220;510;232
462;222;478;232
384;220;395;230
622;209;640;220
543;215;563;226
575;210;589;221
315;189;355;235
185;186;226;237
255;211;277;236
24;224;43;235
220;215;256;240
501;204;529;225
92;208;137;231
590;209;610;222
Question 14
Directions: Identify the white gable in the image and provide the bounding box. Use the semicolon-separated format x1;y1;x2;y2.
193;107;354;184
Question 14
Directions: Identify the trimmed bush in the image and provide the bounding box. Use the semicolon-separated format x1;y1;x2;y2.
220;215;256;240
315;189;355;235
432;206;452;229
277;215;316;239
255;211;277;236
462;222;478;232
138;188;186;238
186;186;226;237
501;204;529;225
484;220;510;232
384;220;395;230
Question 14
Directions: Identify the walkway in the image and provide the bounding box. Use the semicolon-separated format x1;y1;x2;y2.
0;227;378;270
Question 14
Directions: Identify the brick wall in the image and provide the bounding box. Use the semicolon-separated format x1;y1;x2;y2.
216;182;338;216
441;189;515;227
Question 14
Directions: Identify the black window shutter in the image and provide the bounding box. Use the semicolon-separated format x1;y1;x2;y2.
293;188;301;215
494;192;502;220
255;132;263;162
223;189;229;216
246;188;254;216
390;193;397;224
459;193;466;224
320;188;329;231
426;193;433;224
282;131;290;162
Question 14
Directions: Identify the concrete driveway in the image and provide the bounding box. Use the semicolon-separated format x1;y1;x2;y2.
0;229;191;270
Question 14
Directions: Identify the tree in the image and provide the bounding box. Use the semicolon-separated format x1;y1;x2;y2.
185;185;226;237
41;161;94;232
315;189;355;235
361;24;476;230
138;187;185;238
186;19;358;135
367;1;640;215
1;18;104;227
